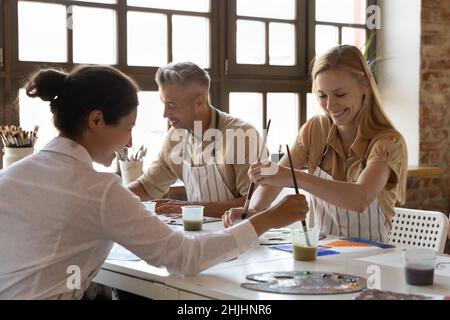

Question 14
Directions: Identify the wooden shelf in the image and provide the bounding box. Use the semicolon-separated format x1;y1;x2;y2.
407;166;446;178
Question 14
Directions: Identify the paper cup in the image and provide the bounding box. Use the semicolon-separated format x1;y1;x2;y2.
181;205;204;231
403;248;436;286
291;227;320;261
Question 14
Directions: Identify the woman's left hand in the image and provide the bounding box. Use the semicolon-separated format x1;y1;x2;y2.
153;199;186;214
248;161;294;188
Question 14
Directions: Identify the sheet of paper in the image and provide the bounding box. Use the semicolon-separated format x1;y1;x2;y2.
356;251;450;277
318;238;389;254
107;243;141;261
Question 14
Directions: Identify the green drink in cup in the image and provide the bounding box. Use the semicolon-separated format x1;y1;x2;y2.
291;227;320;261
181;205;204;231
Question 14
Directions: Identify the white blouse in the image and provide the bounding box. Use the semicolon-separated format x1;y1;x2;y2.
0;137;258;300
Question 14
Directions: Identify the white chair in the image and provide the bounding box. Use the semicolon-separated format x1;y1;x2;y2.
389;207;449;253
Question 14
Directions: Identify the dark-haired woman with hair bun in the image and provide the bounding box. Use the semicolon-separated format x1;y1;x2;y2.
0;65;308;299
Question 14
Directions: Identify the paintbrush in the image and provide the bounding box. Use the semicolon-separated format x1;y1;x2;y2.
286;144;311;247
241;119;272;219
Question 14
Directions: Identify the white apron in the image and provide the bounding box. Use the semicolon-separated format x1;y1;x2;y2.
310;167;390;243
182;110;235;202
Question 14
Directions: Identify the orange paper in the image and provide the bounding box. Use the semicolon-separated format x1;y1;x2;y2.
325;240;374;248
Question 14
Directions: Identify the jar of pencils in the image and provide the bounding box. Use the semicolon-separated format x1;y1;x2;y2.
2;147;34;169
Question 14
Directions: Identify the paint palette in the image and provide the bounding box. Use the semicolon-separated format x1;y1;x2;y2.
241;271;366;295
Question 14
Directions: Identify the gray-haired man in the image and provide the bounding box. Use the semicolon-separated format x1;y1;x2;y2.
128;62;262;217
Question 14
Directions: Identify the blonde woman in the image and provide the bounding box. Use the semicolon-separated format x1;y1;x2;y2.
224;45;407;243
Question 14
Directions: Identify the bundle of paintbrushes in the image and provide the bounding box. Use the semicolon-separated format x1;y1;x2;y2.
0;125;39;148
117;145;147;162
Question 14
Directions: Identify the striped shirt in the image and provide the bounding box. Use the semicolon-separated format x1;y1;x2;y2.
295;115;407;225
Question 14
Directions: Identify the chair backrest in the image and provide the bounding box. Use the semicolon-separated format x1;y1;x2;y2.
389;207;449;253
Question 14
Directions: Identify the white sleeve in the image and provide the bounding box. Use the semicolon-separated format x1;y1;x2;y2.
99;181;259;275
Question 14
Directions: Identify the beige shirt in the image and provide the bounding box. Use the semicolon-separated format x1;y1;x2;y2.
295;115;407;224
0;137;258;299
138;107;262;200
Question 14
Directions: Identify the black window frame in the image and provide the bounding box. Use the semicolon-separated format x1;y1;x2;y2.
0;0;377;139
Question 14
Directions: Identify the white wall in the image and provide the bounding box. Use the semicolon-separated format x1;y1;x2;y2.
377;0;421;166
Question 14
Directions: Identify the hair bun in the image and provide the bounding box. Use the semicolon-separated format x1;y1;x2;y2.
25;69;67;102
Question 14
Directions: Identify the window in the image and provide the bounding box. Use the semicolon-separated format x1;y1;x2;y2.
133;91;166;167
126;1;211;68
18;1;67;62
229;92;300;154
2;0;376;170
229;92;264;134
228;0;303;76
72;6;117;64
307;93;322;121
315;0;369;55
127;11;167;67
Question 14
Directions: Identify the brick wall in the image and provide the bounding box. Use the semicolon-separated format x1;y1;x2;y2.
405;175;447;212
415;0;450;214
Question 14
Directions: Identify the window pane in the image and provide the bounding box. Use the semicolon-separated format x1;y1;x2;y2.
229;93;263;135
133;91;167;168
172;15;209;68
316;0;366;24
128;12;167;66
18;1;67;62
269;23;295;66
315;25;339;55
73;6;117;64
307;93;322;121
127;0;209;12
236;20;265;65
237;0;295;20
342;27;366;51
267;93;298;154
19;89;58;152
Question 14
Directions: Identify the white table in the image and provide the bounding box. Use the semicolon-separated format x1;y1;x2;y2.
93;221;450;300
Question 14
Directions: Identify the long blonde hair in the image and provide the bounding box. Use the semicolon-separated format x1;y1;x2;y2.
312;45;396;138
311;45;407;203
